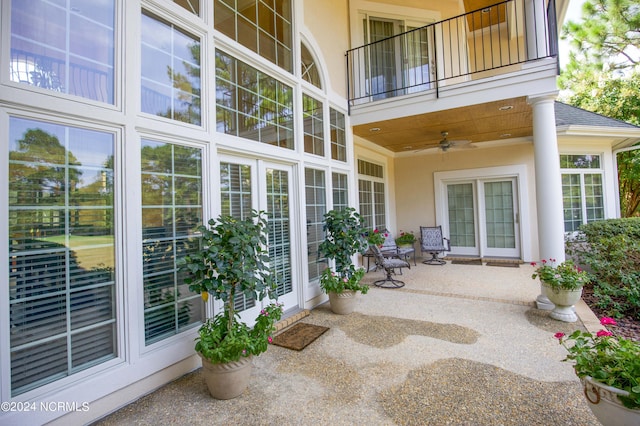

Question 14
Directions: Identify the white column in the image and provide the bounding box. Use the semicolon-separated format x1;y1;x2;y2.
528;94;564;309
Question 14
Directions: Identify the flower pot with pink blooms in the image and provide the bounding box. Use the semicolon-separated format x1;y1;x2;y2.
531;259;589;322
555;317;640;426
179;211;283;399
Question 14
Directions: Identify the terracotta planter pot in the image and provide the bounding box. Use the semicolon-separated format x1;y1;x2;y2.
328;290;358;315
200;354;253;400
582;376;640;426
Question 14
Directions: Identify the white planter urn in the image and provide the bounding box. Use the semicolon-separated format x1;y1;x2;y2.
541;281;582;322
582;376;640;426
328;290;358;315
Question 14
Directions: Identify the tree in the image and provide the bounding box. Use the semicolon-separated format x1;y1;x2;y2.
559;0;640;217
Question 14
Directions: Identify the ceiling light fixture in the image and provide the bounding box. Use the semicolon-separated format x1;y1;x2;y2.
500;133;512;138
369;127;380;132
499;105;513;111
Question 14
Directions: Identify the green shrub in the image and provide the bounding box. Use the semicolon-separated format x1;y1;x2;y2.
567;218;640;319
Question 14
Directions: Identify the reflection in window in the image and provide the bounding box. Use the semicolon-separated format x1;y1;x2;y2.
214;0;292;72
10;0;115;104
141;12;201;125
303;94;324;156
216;50;294;149
305;168;327;281
330;108;347;161
8;117;116;396
332;172;349;211
141;140;204;345
561;154;604;232
301;43;321;88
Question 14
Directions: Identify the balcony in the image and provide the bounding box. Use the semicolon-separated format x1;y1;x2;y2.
346;0;558;109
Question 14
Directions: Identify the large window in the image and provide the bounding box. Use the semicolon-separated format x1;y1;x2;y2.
561;154;605;232
214;0;292;72
141;140;204;345
358;160;386;230
305;168;327;281
303;94;324;156
10;0;115;104
141;12;201;125
215;50;294;149
8;117;116;396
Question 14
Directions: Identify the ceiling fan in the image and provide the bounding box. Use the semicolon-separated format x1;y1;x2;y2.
414;131;474;153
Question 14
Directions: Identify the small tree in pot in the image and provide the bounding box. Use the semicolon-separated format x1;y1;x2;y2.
318;208;369;314
179;210;282;399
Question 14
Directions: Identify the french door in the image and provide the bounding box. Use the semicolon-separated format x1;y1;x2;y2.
219;156;298;324
446;178;520;258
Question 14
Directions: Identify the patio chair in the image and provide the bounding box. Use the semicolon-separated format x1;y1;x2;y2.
419;226;451;265
369;244;409;288
380;230;416;266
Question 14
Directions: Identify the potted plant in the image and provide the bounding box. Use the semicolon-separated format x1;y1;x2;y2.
180;210;283;399
554;318;640;426
318;208;369;314
531;258;589;322
395;231;416;248
366;228;386;247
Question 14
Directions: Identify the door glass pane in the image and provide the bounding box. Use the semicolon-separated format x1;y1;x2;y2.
266;169;292;297
220;162;256;312
484;181;515;249
8;117;116;396
403;26;431;92
366;19;396;99
447;183;475;247
305;169;326;281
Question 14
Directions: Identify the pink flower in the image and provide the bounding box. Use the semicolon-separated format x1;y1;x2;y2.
600;317;617;326
554;332;565;340
531;262;537;267
374;229;379;234
542;259;547;264
343;278;348;282
596;330;613;337
242;349;247;355
268;336;273;344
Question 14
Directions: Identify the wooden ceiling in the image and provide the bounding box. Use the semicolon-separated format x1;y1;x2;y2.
463;0;507;30
352;97;533;153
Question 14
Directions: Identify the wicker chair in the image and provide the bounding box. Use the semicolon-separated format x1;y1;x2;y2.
369;244;410;288
419;226;451;265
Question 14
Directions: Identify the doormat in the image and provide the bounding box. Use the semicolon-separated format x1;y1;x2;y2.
485;262;520;268
271;323;329;351
451;259;482;265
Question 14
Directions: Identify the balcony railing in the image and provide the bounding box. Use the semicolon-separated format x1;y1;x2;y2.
346;0;558;107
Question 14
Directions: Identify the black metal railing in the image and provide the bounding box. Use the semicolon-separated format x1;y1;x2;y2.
346;0;558;106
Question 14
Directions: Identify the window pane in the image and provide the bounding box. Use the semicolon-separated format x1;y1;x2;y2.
8;117;116;396
10;0;115;104
303;94;324;156
305;168;326;281
330;108;347;162
214;0;293;72
301;43;322;88
141;140;203;345
562;173;583;232
332;172;349;211
141;12;201;125
560;154;601;169
215;50;294;149
174;0;200;15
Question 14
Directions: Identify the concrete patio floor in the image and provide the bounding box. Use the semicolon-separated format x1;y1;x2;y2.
92;258;602;425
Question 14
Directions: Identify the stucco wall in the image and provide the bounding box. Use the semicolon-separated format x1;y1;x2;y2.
302;0;350;100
